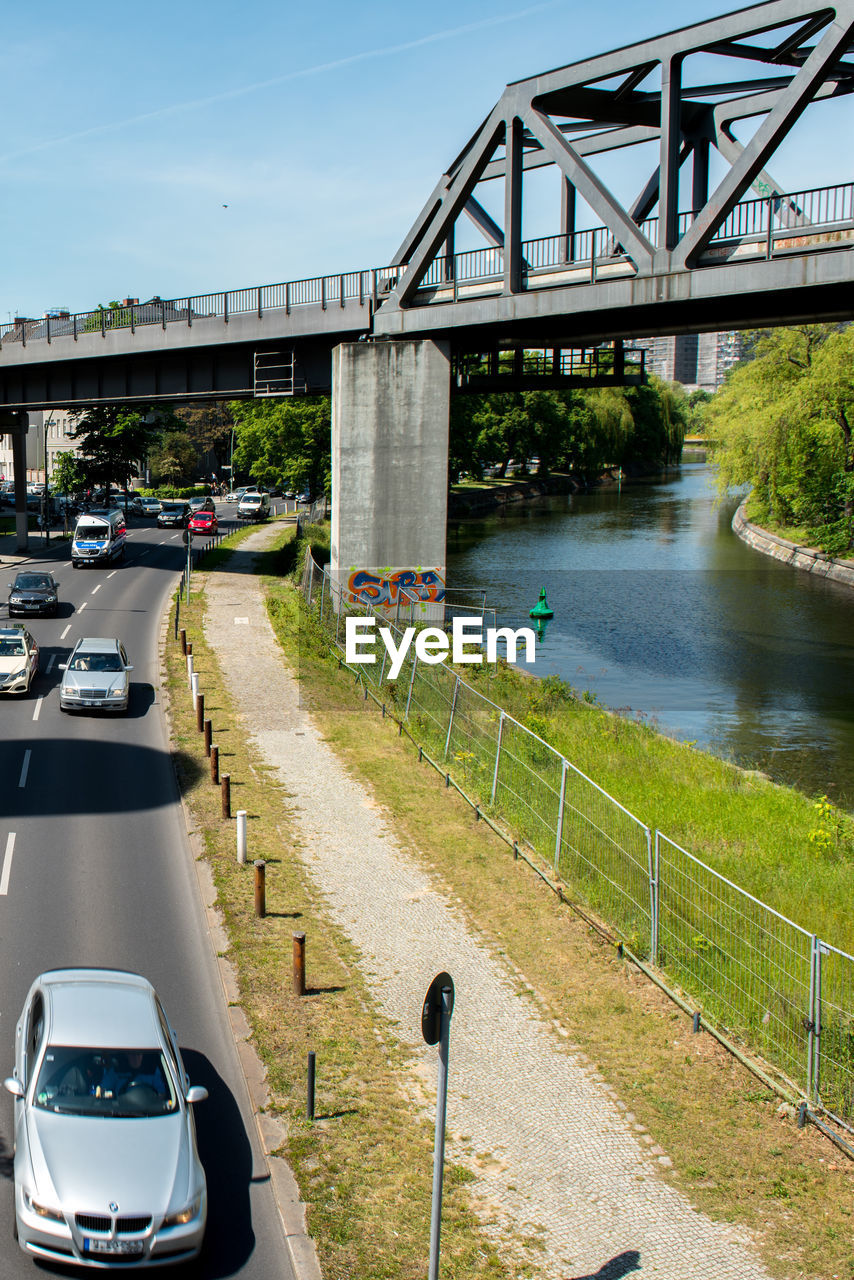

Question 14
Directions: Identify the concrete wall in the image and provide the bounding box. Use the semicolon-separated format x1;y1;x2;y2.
331;338;450;611
732;500;854;589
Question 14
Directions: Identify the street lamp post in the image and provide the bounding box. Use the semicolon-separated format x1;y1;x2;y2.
41;411;55;545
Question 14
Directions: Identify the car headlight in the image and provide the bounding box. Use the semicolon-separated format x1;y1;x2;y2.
9;595;23;603
25;1192;65;1222
61;685;78;698
45;595;56;603
162;1194;202;1227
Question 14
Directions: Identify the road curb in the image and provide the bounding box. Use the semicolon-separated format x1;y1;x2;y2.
157;586;323;1280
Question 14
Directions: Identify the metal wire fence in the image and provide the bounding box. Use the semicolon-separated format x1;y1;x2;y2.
300;553;854;1127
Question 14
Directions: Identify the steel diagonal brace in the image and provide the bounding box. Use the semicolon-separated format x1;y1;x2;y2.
388;110;506;308
674;9;854;267
524;107;655;273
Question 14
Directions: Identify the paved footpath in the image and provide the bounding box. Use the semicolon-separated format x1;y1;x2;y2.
202;524;774;1280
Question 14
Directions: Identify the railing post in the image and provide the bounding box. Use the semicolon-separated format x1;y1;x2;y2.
101;308;106;338
130;303;135;334
187;297;192;326
73;313;78;341
161;301;167;330
807;936;822;1101
306;556;315;607
223;291;228;324
339;274;345;308
650;830;659;964
319;568;328;623
766;197;774;259
257;286;262;318
321;277;327;311
554;759;568;871
285;281;291;315
46;315;51;344
490;712;505;806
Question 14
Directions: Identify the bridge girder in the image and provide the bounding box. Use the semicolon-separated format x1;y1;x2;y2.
381;0;854;332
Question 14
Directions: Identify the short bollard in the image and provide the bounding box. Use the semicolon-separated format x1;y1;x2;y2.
221;773;231;819
196;691;205;734
191;673;199;704
187;654;194;686
293;932;306;996
210;744;219;785
203;719;212;757
254;860;266;918
180;628;187;655
307;1051;316;1121
186;641;193;657
236;810;247;865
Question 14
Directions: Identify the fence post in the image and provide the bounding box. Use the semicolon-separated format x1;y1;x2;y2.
807;936;822;1101
210;744;219;785
443;675;461;759
254;860;266;918
490;712;506;806
650;832;660;965
553;759;568;871
306;556;315;607
221;773;231;820
405;653;419;720
319;568;328;623
236;811;247;865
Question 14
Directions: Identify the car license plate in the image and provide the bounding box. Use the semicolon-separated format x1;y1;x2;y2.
84;1238;145;1255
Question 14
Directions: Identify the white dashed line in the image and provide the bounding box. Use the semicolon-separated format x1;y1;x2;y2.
32;696;44;722
0;833;15;895
46;655;56;674
78;602;87;612
60;624;71;639
91;584;101;594
170;534;180;541
18;750;31;789
107;571;117;579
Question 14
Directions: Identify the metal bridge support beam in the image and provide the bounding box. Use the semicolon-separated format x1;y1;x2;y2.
330;339;450;615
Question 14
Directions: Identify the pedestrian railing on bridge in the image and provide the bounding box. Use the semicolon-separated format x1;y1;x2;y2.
299;549;854;1136
3;180;852;352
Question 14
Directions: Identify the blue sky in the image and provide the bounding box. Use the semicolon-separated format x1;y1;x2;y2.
1;0;847;319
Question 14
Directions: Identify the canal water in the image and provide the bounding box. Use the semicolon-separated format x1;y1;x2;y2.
445;464;854;808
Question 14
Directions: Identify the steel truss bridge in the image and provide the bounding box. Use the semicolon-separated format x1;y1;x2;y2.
1;0;853;411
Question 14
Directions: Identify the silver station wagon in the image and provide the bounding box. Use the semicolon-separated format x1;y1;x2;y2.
4;968;208;1268
59;637;133;713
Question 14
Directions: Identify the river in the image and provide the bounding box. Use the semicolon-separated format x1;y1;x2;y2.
445;464;854;808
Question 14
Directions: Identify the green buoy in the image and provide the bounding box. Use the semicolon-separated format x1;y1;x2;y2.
529;587;554;620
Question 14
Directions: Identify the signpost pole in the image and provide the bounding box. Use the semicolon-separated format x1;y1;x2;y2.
428;983;452;1280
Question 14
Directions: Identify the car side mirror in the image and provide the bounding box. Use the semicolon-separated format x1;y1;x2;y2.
4;1076;24;1098
126;665;134;672
58;663;67;670
186;1085;208;1104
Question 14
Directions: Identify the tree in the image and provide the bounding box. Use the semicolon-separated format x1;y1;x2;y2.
148;431;198;488
68;404;175;496
230;397;331;494
50;452;86;495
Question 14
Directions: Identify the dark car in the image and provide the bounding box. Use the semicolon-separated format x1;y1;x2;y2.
157;502;191;528
8;572;59;618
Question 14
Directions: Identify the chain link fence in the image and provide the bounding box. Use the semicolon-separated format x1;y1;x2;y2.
300;554;854;1129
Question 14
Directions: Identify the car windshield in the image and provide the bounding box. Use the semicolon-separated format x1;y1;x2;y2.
242;497;261;505
0;638;25;656
70;652;122;672
76;521;108;536
14;575;51;590
162;505;183;513
34;1046;178;1118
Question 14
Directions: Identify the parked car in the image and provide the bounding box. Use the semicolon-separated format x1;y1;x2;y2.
157;502;191;529
138;497;162;517
8;571;59;618
296;491;312;505
121;494;145;515
225;487;247;503
188;510;218;537
59;637;133;713
4;968;208;1268
0;625;39;695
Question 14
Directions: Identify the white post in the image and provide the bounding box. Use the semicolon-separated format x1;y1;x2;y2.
236;811;248;865
187;654;194;686
191;673;199;705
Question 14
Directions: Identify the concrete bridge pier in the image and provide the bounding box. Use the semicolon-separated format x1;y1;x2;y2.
331;338;450;616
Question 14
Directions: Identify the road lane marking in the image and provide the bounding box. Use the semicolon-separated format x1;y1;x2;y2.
170;534;180;541
0;833;15;895
107;570;117;579
91;584;101;594
32;696;44;722
78;601;87;612
18;750;31;789
46;655;56;674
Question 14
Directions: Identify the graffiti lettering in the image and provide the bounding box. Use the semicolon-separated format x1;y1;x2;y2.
347;568;445;609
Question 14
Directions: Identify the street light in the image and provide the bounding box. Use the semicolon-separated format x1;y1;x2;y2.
41;411;55;545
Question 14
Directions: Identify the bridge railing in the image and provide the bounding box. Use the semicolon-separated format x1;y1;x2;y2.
3;182;852;352
299;549;854;1131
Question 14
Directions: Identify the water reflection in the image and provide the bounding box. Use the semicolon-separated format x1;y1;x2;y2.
446;465;854;806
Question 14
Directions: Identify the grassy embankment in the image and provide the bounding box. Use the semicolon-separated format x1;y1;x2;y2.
742;492;854;559
166;521;854;1280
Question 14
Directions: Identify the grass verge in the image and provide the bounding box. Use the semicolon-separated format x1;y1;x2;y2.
167;524;853;1280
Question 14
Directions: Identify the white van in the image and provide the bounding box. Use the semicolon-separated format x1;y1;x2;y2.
236;491;271;521
72;509;127;567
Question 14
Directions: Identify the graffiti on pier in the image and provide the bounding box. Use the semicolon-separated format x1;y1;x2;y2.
347;568;445;612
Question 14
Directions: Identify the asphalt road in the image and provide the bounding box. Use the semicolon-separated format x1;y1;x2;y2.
0;503;296;1279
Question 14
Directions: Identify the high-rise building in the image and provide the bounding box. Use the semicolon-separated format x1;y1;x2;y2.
630;331;748;390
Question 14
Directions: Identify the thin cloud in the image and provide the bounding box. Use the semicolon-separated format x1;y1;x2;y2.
0;3;564;165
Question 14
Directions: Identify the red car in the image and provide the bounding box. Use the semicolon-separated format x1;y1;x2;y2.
188;510;219;537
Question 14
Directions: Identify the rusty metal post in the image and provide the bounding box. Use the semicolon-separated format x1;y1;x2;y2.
180;627;187;655
210;744;219;784
221;773;231;819
254;860;266;918
196;691;204;733
204;719;212;757
186;641;193;657
293;932;306;995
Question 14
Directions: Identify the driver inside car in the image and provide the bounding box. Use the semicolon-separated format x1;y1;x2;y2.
96;1050;167;1099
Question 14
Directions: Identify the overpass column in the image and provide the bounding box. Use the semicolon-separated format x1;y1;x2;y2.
331;338;450;614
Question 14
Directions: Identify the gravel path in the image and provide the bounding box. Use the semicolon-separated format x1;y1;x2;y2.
202;524;773;1280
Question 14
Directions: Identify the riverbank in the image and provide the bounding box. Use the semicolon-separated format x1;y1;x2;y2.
448;472;583;519
733;499;854;589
